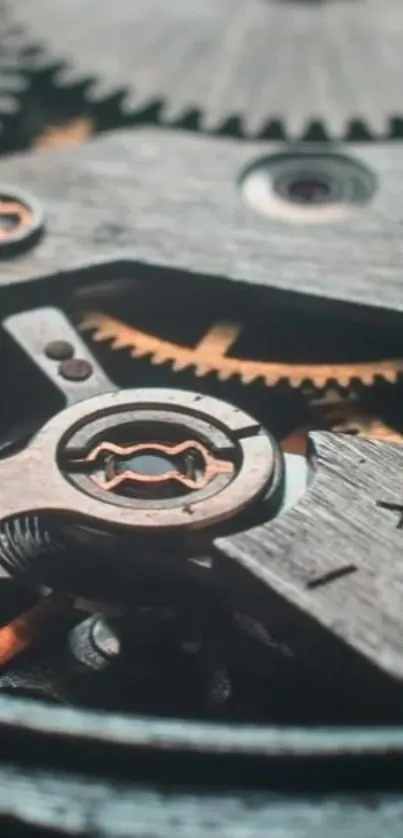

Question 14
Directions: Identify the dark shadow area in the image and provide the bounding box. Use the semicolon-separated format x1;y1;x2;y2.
0;822;62;838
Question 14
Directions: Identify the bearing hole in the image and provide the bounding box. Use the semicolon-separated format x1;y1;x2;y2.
285;177;332;205
0;213;20;231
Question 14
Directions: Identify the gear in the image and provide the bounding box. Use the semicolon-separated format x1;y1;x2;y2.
0;595;66;668
0;1;32;133
33;116;93;150
282;389;403;455
309;388;403;444
8;62;100;154
8;0;403;137
80;313;403;390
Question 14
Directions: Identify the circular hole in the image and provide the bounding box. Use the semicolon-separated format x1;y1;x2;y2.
240;151;376;223
92;440;230;501
0;187;44;255
279;176;332;205
118;452;175;477
0;196;33;239
0;213;21;231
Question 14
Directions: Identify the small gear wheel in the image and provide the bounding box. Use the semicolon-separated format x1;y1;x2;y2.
8;0;403;136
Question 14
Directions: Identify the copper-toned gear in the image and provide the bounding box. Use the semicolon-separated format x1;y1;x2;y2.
0;189;43;255
80;313;403;390
309;388;403;443
0;198;32;241
33;117;94;151
0;595;68;667
282;389;403;456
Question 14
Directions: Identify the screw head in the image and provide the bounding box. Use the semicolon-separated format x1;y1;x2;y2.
59;358;93;381
68;614;121;671
45;340;74;361
91;616;121;660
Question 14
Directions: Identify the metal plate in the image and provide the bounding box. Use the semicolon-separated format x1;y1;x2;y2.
0;132;403;322
1;696;403;834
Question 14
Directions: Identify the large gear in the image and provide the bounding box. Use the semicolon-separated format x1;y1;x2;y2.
8;0;403;137
0;0;32;134
80;313;403;390
80;313;403;450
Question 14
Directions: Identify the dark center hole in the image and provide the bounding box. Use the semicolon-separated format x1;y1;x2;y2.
115;452;174;477
104;445;209;500
285;177;332;205
0;212;20;231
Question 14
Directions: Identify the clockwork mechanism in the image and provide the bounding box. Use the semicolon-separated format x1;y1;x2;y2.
0;269;402;728
0;302;309;722
73;271;403;453
0;0;403;827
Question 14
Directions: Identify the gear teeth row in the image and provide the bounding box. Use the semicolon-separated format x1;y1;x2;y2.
307;389;403;445
8;0;403;137
80;313;403;391
0;1;33;126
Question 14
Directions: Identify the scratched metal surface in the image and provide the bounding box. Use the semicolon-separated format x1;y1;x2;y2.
1;697;403;834
1;130;403;688
0;131;402;322
8;0;403;136
0;4;402;829
0;0;30;127
1;766;403;837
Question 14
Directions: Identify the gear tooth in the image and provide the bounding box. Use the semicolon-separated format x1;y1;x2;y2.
331;375;347;387
9;0;403;139
78;321;96;335
359;373;374;386
383;370;399;383
217;369;235;382
194;364;211;377
152;353;171;366
239;371;257;385
309;376;326;388
172;359;190;372
110;336;132;350
0;6;28;128
130;346;149;359
91;329;112;343
262;372;278;387
293;376;308;388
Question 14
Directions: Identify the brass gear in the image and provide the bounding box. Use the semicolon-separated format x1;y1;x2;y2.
309;389;403;444
80;313;403;390
282;389;403;455
33;117;93;150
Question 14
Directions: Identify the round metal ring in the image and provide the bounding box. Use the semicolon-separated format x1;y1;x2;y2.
240;151;376;223
3;390;281;537
57;389;277;533
0;186;44;257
